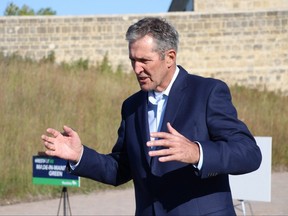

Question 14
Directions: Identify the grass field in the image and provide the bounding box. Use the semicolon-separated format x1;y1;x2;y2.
0;53;287;204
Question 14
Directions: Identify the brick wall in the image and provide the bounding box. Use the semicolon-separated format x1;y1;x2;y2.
0;10;288;94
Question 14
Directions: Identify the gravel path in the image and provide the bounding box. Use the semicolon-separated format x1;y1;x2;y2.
0;172;287;215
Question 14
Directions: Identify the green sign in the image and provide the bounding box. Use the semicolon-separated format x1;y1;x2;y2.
32;155;80;187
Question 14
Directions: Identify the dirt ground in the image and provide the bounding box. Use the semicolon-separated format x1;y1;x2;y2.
0;172;287;216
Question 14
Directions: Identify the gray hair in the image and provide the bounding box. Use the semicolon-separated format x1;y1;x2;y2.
126;17;179;59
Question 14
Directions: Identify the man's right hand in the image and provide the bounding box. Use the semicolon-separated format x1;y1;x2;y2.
41;125;83;163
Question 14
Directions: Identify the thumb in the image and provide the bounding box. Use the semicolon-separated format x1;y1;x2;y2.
62;125;75;137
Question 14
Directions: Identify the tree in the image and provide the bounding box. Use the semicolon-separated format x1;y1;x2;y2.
4;2;19;15
17;4;35;16
36;8;56;15
4;2;56;16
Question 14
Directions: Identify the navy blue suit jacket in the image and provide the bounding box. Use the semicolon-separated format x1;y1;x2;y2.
72;66;262;215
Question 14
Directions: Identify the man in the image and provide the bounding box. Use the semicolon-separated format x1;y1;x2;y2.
41;17;262;215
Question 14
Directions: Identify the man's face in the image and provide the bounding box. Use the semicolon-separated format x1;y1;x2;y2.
128;35;174;92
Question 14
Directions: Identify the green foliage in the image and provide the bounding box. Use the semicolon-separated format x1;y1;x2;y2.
4;2;19;16
115;64;124;75
4;2;56;16
73;58;89;70
97;52;113;74
36;7;56;16
17;4;34;16
60;58;89;71
40;51;56;64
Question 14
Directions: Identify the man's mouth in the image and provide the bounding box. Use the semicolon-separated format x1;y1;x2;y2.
138;76;149;83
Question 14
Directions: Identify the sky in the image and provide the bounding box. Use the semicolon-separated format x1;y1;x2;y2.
0;0;173;16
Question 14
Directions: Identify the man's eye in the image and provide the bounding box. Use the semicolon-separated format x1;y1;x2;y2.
140;59;149;64
130;58;149;64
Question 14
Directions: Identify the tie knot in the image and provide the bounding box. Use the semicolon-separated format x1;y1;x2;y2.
154;92;163;103
148;92;161;105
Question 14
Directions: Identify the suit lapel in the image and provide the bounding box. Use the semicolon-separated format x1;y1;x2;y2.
160;68;188;133
135;91;151;165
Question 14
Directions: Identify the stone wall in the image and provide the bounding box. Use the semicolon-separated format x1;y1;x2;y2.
0;10;288;94
194;0;288;12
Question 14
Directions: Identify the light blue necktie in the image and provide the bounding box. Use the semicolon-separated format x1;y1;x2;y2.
148;92;166;149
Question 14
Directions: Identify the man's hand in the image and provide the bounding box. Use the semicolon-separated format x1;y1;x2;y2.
147;122;200;164
41;125;83;162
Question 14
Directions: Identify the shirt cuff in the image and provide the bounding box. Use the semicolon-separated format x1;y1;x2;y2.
193;141;203;170
69;145;84;170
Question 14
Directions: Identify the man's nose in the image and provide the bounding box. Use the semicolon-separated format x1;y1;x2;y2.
133;61;143;74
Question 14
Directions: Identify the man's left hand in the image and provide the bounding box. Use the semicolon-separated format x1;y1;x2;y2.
147;122;200;164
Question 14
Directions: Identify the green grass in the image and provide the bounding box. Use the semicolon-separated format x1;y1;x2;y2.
0;53;287;204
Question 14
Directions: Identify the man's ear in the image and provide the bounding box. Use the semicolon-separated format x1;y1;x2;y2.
166;49;176;67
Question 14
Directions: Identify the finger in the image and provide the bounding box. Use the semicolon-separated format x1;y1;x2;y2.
44;141;55;151
148;149;177;162
41;134;54;143
148;148;171;157
150;123;183;139
167;122;184;138
147;139;172;148
45;149;57;157
150;131;172;140
46;128;62;138
158;155;176;162
63;125;74;137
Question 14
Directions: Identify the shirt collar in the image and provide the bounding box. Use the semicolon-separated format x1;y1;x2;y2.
148;66;180;99
162;66;179;97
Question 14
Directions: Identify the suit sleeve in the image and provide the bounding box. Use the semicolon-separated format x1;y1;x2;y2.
199;81;262;179
70;120;132;186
